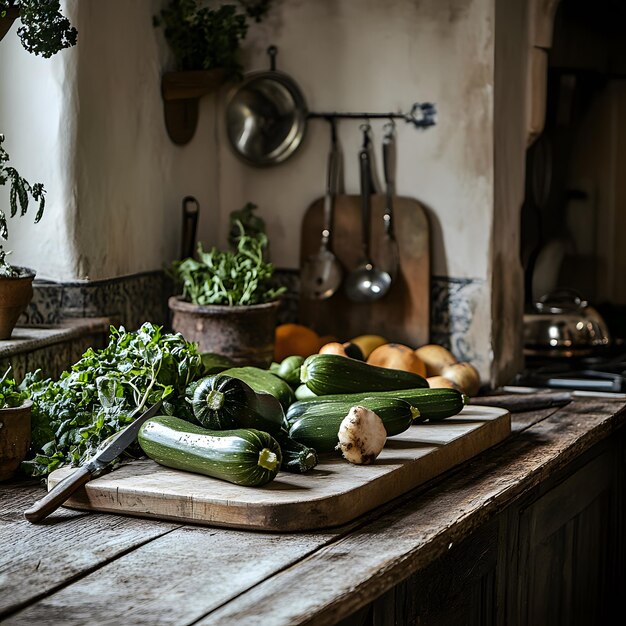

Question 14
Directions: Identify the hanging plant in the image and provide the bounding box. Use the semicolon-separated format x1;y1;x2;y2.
154;0;273;76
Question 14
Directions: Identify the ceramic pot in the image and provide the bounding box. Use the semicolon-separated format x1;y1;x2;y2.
168;296;280;368
0;7;19;42
0;399;32;481
0;268;35;340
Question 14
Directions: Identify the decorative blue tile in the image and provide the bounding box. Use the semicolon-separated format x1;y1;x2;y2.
431;275;484;362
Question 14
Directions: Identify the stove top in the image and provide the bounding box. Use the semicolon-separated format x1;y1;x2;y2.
513;352;626;393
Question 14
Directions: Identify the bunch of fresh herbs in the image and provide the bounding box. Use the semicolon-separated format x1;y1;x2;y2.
0;366;29;409
21;322;204;477
171;223;284;306
153;0;273;76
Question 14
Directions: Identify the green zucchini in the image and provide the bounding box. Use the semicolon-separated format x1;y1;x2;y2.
295;384;318;400
287;397;420;453
200;352;235;375
138;415;281;487
273;430;318;473
300;353;428;396
221;366;295;409
275;356;305;388
192;374;284;432
294;387;466;421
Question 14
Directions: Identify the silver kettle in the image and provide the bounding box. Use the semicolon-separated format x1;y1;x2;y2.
523;289;611;357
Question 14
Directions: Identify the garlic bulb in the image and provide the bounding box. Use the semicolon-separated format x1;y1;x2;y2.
336;406;387;465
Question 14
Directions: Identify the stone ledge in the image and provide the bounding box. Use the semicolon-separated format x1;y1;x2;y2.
0;318;111;381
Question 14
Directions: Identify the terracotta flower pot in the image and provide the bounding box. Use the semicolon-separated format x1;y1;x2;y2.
0;399;32;481
0;268;35;340
169;296;280;368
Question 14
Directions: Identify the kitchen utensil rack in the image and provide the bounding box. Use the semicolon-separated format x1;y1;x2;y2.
308;102;437;129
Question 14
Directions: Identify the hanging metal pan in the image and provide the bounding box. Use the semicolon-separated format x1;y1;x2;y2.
225;46;308;167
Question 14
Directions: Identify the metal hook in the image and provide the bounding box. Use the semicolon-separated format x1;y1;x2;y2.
383;118;396;138
267;45;277;71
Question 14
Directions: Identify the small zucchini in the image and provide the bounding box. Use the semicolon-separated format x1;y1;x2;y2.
295;384;318;400
287;397;420;453
300;353;428;396
221;366;295;409
294;387;466;421
272;430;318;473
275;355;305;388
192;374;284;432
138;415;282;487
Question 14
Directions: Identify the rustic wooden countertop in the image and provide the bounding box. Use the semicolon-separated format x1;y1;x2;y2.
2;396;625;625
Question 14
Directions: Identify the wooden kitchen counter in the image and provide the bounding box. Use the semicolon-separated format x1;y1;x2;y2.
2;396;625;625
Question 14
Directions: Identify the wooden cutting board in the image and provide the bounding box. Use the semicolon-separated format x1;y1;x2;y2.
299;194;430;346
48;406;509;532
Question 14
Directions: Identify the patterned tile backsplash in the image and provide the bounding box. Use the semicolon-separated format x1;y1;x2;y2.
16;270;483;355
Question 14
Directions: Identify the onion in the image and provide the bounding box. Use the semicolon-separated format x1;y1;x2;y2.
414;344;457;376
336;406;387;465
440;362;481;397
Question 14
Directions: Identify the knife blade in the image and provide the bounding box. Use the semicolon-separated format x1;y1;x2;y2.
24;400;163;523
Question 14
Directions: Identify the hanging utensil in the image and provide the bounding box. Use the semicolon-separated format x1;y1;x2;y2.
379;121;400;279
181;196;199;259
300;120;343;299
345;125;392;303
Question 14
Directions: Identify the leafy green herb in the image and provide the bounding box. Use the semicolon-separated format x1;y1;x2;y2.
228;202;266;250
170;223;285;306
0;366;29;408
154;0;272;75
21;323;204;477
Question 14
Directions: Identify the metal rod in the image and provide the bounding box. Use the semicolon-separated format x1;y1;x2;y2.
308;102;437;129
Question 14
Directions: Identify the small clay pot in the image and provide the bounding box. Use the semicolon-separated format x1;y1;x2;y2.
0;268;35;340
169;296;280;368
0;399;32;481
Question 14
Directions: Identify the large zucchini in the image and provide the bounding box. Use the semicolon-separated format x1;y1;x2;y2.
138;415;282;487
221;366;295;409
294;387;466;421
287;397;420;453
300;353;428;396
192;374;284;432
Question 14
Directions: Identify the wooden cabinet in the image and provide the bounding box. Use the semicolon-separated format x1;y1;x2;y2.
345;430;626;626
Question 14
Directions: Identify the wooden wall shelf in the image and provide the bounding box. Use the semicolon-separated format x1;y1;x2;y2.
161;69;227;146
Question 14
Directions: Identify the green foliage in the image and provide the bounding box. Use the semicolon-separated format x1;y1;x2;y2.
0;134;45;273
0;366;29;408
20;323;204;477
3;0;77;58
228;202;266;250
170;222;285;306
154;0;272;75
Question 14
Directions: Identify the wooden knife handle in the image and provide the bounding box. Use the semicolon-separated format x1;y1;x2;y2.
24;465;92;523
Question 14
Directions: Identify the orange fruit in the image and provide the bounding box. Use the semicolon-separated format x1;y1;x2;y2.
274;323;321;361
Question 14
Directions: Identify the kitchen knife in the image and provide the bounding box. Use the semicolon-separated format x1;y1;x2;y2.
24;400;163;523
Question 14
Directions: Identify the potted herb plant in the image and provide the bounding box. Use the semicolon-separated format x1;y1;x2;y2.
0;1;77;338
154;0;273;144
0;366;32;480
168;219;285;367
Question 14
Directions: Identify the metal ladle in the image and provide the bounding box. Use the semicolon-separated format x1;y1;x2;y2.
345;126;392;303
300;121;343;299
